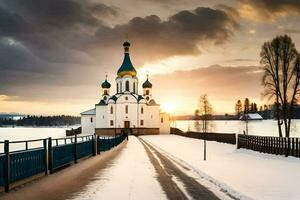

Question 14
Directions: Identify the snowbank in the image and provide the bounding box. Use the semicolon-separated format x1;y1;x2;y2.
142;135;300;200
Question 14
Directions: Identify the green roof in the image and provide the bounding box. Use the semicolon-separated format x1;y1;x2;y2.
117;41;137;77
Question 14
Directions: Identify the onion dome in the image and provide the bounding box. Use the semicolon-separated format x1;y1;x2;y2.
101;77;111;88
117;41;137;77
142;76;152;88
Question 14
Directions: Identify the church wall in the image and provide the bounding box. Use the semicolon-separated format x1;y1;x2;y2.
96;105;108;128
95;128;159;136
81;115;96;135
115;103;138;128
116;76;138;93
159;113;171;134
145;105;160;128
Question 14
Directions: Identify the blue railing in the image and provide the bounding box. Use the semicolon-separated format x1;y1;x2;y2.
0;133;127;192
97;134;127;153
10;148;46;183
0;154;5;186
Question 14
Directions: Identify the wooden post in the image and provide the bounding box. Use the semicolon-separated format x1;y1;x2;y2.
4;140;10;192
48;137;53;174
204;140;206;161
43;139;48;175
74;134;78;164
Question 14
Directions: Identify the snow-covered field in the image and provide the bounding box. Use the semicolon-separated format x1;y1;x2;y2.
141;135;300;200
0;126;79;153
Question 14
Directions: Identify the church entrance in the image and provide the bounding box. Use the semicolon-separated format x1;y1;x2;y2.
124;121;130;128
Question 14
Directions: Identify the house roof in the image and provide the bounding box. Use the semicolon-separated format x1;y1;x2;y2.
240;113;263;120
80;108;96;115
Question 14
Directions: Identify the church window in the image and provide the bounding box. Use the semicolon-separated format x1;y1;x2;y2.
140;120;144;126
102;115;104;119
110;120;114;126
110;106;113;114
125;96;128;100
161;117;164;123
104;90;108;95
146;90;149;95
90;117;93;123
141;107;144;114
103;96;107;100
146;96;150;101
125;105;128;114
120;82;122;92
133;83;136;93
126;81;129;91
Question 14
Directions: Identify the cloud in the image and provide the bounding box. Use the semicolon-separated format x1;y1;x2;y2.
0;2;240;103
95;7;239;61
238;0;300;21
283;29;300;34
152;64;263;100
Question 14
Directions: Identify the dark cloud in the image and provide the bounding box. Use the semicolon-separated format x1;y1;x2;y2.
96;7;239;61
238;0;300;20
0;1;239;103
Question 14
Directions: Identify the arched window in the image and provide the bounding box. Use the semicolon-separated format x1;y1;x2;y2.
110;106;113;114
90;117;93;123
126;81;129;91
141;107;144;114
133;83;136;93
104;90;108;95
146;90;149;95
125;105;128;114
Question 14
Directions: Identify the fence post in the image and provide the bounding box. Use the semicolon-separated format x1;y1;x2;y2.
48;137;53;174
296;138;300;157
74;134;78;164
43;139;48;175
4;140;10;192
96;135;100;154
92;135;96;156
203;140;206;161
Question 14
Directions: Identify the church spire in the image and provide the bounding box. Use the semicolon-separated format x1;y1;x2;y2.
117;41;137;77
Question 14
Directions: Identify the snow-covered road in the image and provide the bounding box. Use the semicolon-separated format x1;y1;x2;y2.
141;135;300;200
69;136;225;200
68;136;167;200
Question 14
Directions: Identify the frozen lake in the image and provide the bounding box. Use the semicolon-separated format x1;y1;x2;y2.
0;126;79;153
174;119;300;137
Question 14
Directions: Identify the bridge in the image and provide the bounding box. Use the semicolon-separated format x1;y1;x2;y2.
0;133;128;192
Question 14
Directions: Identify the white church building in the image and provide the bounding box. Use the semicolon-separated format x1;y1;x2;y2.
81;41;170;136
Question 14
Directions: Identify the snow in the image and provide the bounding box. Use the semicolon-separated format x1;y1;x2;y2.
141;135;300;200
68;136;167;200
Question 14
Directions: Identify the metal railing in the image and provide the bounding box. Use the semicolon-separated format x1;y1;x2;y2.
0;133;128;192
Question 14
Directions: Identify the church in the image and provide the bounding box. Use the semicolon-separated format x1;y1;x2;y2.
81;41;170;136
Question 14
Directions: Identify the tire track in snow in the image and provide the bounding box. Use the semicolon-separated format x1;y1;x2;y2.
139;137;220;200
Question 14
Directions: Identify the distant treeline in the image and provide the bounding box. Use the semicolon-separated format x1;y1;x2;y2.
0;115;80;127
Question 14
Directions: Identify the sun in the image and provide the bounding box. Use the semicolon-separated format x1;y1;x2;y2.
161;103;175;114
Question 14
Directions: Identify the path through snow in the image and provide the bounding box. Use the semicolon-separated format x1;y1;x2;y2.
141;135;300;200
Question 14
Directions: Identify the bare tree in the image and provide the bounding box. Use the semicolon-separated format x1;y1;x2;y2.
235;100;243;117
261;35;300;138
198;94;213;133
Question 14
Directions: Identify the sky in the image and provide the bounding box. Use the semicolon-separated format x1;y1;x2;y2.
0;0;300;116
